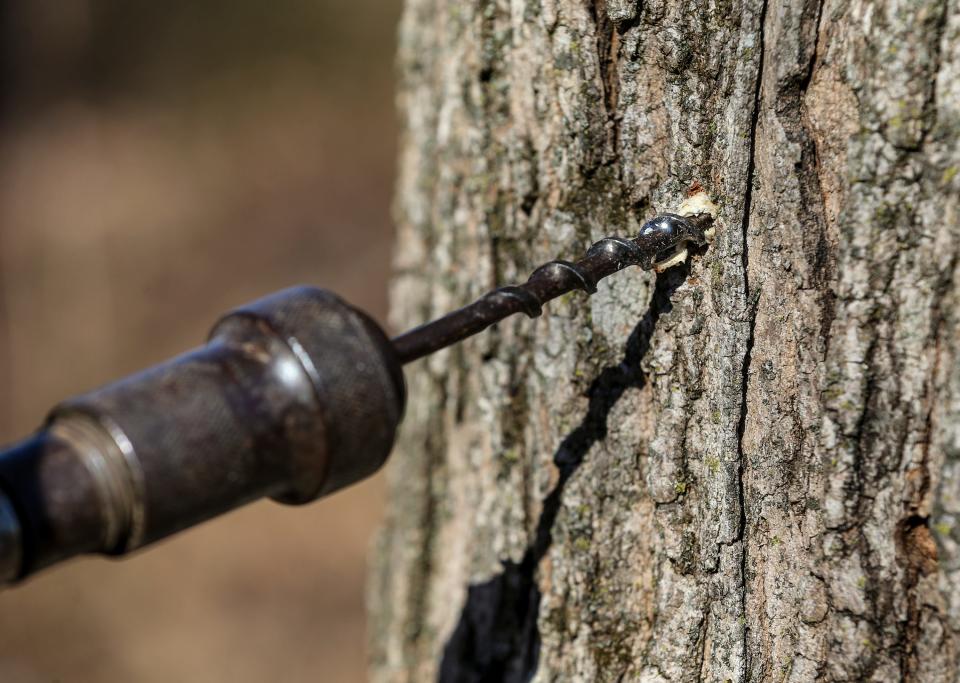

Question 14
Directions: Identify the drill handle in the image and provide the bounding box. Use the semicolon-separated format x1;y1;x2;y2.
0;287;405;584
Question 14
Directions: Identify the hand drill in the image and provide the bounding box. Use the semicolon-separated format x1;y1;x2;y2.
0;207;714;585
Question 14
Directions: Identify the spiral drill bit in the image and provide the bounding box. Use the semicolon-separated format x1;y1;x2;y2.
393;209;716;364
0;199;716;584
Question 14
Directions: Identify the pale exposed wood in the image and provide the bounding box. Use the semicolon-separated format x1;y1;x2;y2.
371;0;960;680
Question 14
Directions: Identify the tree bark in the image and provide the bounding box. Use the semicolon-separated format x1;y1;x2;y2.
370;0;960;680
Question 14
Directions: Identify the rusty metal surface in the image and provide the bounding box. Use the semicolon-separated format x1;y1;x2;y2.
0;287;404;583
0;432;114;576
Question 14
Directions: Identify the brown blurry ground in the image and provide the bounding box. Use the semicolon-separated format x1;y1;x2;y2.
0;2;401;681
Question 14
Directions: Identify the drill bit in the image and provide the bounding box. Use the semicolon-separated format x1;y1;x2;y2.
0;202;715;585
392;210;716;364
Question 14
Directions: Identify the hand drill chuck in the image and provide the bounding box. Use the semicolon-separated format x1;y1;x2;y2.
0;287;405;583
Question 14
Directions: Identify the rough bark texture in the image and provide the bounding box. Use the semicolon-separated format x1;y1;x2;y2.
370;0;960;680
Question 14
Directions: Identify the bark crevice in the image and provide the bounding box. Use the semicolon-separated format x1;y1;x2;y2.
735;0;768;676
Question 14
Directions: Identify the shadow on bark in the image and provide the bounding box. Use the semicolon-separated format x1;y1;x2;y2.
438;266;690;683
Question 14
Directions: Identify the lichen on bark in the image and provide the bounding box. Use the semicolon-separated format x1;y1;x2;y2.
370;0;960;680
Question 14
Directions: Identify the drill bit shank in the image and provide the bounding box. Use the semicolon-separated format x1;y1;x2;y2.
393;212;714;363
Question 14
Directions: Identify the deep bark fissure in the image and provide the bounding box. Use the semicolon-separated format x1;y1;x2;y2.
800;0;838;349
397;371;452;671
695;606;711;681
588;0;632;164
589;0;620;122
735;0;768;676
801;0;826;92
909;0;950;151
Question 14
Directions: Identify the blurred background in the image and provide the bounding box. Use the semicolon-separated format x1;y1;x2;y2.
0;1;401;680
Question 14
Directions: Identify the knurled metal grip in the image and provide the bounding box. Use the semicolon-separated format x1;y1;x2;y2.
0;287;405;583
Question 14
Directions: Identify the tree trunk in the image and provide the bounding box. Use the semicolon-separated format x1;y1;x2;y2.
370;0;960;680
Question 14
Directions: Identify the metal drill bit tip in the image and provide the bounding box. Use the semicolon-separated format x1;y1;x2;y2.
392;211;715;364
